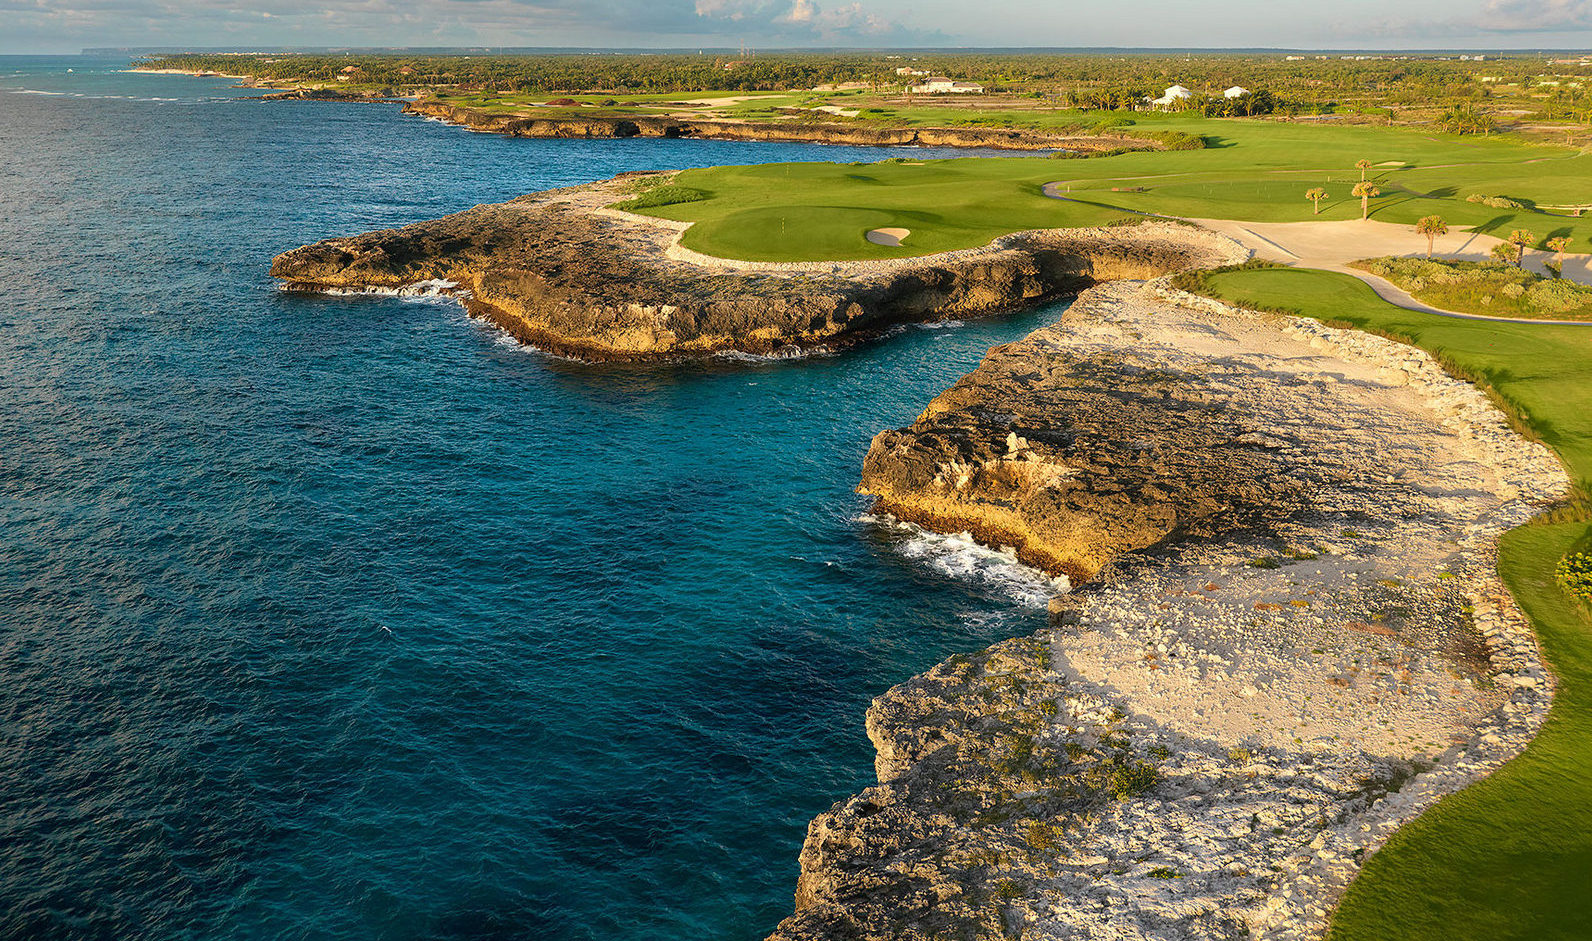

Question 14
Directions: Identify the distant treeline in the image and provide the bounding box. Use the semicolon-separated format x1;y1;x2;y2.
141;51;1590;115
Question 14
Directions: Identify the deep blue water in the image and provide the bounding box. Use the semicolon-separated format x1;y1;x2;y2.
0;56;1067;940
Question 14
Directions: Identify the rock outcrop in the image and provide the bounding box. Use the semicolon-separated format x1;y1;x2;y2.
402;100;1161;153
271;176;1232;361
859;289;1318;582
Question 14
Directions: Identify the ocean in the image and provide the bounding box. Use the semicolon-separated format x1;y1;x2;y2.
0;56;1068;940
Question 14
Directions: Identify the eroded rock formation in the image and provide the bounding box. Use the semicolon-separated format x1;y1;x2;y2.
271;177;1229;361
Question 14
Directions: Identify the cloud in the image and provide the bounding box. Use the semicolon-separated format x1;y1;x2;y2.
1314;0;1592;42
1475;0;1592;31
3;0;946;54
699;0;907;39
692;0;745;19
776;0;815;23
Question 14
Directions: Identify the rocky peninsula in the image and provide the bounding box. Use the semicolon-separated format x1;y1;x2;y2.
270;175;1225;361
773;282;1565;941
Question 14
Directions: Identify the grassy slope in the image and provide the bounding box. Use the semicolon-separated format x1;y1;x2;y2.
630;116;1592;261
1194;267;1592;941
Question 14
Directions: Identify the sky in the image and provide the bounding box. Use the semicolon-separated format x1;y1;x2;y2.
2;0;1591;55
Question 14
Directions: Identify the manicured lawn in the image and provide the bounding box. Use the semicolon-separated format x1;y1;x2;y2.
1193;266;1592;941
631;117;1592;261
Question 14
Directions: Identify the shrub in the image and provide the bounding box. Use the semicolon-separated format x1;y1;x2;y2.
1106;761;1160;800
612;185;710;211
1526;278;1592;313
1353;255;1592;318
1559;552;1592;601
1466;193;1525;210
1151;130;1207;151
1091;116;1135;132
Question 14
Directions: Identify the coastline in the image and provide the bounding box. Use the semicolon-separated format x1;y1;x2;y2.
269;173;1573;939
399;99;1162;153
126;69;1165;153
773;279;1565;941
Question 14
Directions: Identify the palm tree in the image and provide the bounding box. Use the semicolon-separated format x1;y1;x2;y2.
1305;187;1328;214
1491;241;1518;266
1509;228;1536;267
1352;181;1381;220
1416;215;1448;257
1355;159;1373;181
1546;235;1573;278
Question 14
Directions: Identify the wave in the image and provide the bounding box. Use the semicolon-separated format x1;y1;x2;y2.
713;345;832;363
291;278;466;301
859;513;1069;608
3;88;189;102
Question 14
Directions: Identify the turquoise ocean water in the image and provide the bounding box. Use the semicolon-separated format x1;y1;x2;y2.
0;56;1069;940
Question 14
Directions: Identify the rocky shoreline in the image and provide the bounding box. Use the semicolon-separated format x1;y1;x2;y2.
400;99;1161;153
270;175;1232;361
772;281;1565;941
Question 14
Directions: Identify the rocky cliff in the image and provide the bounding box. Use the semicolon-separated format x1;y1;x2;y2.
859;289;1315;582
401;100;1160;153
270;177;1230;361
771;282;1566;941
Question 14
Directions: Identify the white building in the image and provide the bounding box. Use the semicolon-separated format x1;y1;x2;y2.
895;67;929;76
909;77;984;94
1223;86;1250;98
1148;84;1192;108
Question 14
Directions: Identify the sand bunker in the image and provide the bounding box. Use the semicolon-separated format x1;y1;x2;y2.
866;227;910;247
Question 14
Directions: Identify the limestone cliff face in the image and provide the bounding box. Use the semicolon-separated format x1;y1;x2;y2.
858;288;1310;582
401;100;1159;153
270;178;1231;361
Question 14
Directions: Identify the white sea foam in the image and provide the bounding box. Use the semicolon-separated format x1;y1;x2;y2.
860;513;1069;608
487;330;593;363
713;345;831;363
5;88;184;103
293;278;464;301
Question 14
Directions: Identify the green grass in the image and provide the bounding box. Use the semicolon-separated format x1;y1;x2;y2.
1190;266;1592;941
611;184;709;211
622;116;1592;262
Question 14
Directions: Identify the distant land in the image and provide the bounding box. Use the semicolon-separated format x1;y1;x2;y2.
82;45;1592;56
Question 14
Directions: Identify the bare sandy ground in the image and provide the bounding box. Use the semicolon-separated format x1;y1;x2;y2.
865;226;910;246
